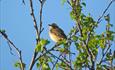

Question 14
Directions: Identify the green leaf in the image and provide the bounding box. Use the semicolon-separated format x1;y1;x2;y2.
106;23;113;28
0;29;5;33
57;39;66;45
99;40;105;49
70;11;76;20
61;0;66;5
35;43;42;52
81;2;86;7
106;53;111;60
42;63;50;70
48;57;52;62
97;64;103;70
36;63;40;68
14;61;20;68
40;39;50;46
35;39;50;52
57;48;65;53
75;42;83;50
104;14;110;22
72;35;78;41
56;64;59;70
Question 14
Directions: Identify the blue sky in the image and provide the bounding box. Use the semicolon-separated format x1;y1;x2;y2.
0;0;115;70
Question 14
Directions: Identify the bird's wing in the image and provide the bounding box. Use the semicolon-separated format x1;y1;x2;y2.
51;27;67;39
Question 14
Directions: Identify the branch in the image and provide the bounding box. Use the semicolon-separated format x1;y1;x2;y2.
97;0;115;23
50;53;73;70
38;0;46;39
22;0;25;5
76;15;94;69
29;0;39;69
71;0;95;69
29;0;46;70
52;53;63;70
87;0;115;46
35;44;58;62
99;22;111;65
34;44;73;70
69;45;72;70
29;0;39;42
99;44;111;65
0;31;24;70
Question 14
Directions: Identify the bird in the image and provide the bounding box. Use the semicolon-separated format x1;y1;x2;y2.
48;23;70;55
48;23;67;43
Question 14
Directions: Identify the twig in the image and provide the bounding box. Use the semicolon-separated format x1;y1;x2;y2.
87;0;114;46
29;0;39;69
97;0;115;23
0;31;24;70
50;53;73;70
76;18;94;69
22;0;25;5
67;0;72;7
29;0;46;70
99;44;111;65
29;0;39;42
69;45;72;70
84;0;114;67
52;53;63;70
38;0;46;39
35;44;58;62
99;23;111;65
7;41;14;55
34;44;73;70
29;44;57;70
71;0;95;69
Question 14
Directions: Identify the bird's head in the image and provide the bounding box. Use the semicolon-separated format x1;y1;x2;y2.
48;23;58;29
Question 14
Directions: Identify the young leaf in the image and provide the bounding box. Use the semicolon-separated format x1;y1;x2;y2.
40;39;50;46
14;61;20;68
81;2;86;7
35;43;42;52
36;63;40;68
61;0;66;5
72;35;78;41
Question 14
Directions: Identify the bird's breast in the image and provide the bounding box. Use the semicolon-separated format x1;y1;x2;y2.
49;32;60;43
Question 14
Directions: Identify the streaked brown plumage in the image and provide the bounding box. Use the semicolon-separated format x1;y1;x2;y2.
48;23;67;43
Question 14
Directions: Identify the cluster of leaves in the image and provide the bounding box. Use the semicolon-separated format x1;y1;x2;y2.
35;39;50;52
64;0;115;70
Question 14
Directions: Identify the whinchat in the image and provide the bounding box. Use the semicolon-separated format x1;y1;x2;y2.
48;23;67;43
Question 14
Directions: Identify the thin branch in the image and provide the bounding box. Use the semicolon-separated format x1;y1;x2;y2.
99;23;111;65
29;44;58;70
67;0;72;7
35;44;73;70
29;0;39;42
97;0;115;23
0;31;24;70
35;44;58;62
38;0;46;40
52;53;63;70
87;0;115;47
99;44;111;65
71;0;95;69
68;45;72;70
50;53;73;70
76;17;94;69
29;0;39;69
29;0;46;70
22;0;25;5
7;41;14;55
